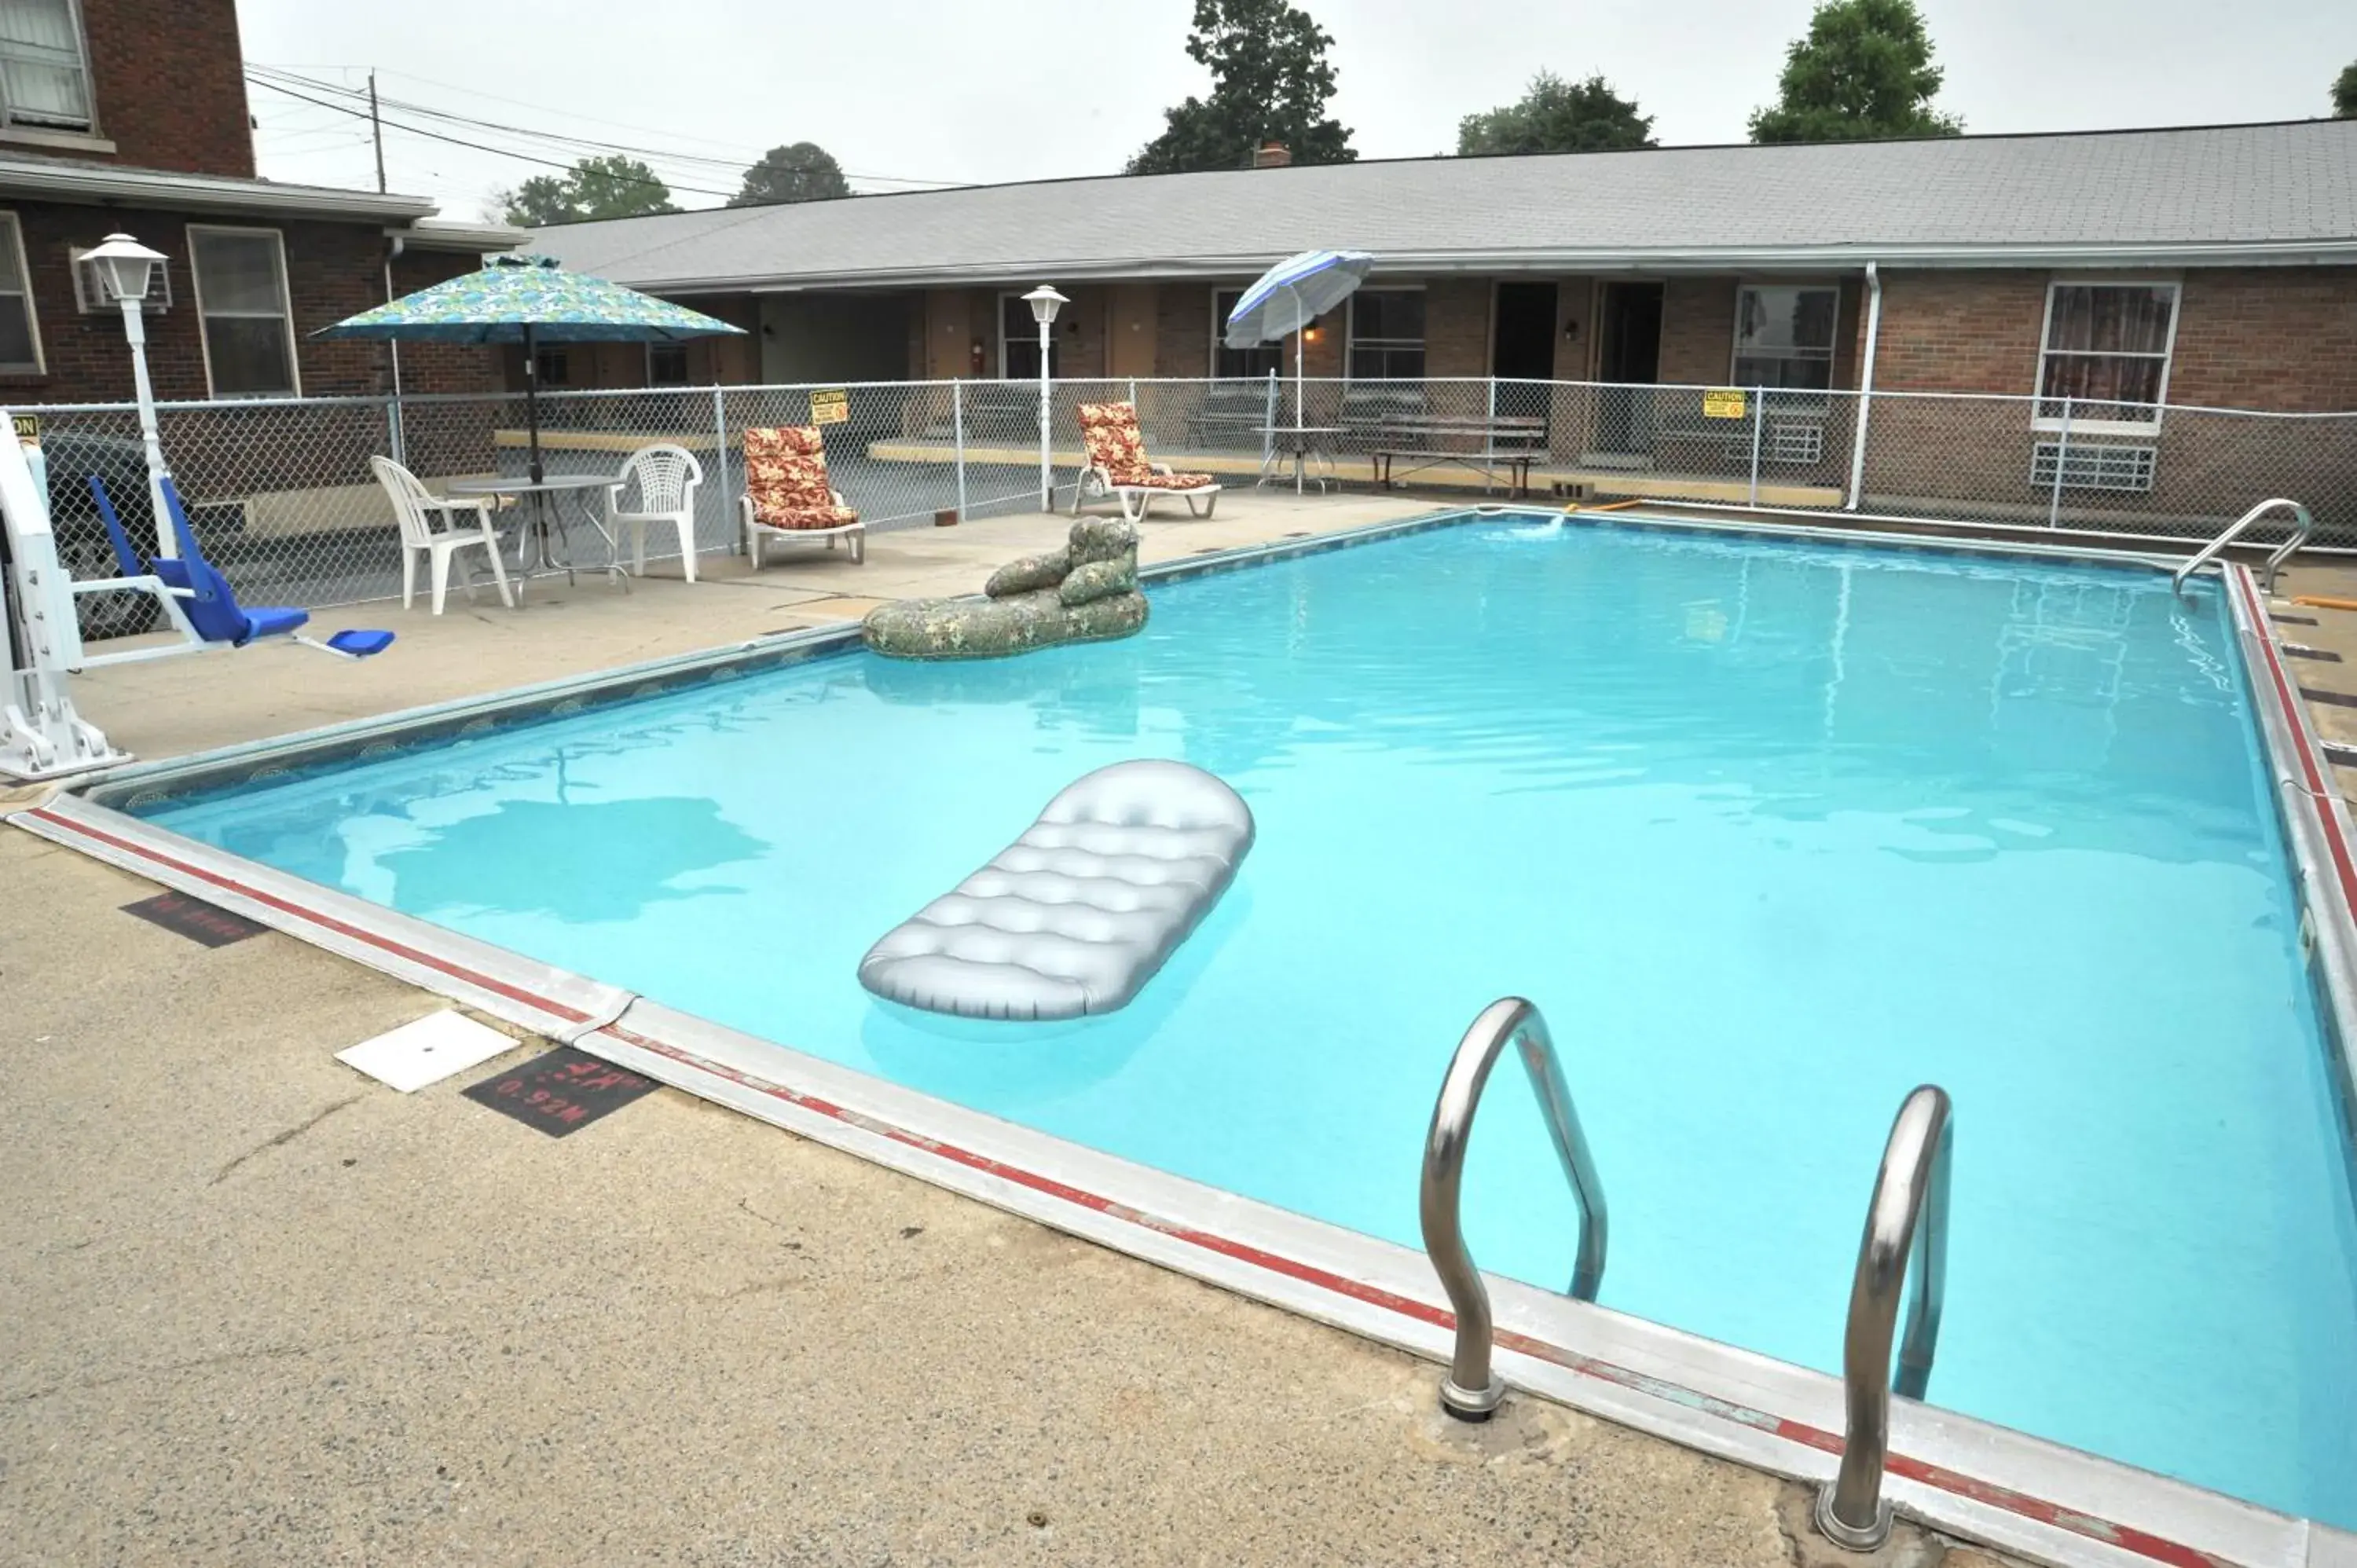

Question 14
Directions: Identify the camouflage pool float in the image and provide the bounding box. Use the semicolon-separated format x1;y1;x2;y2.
863;516;1147;660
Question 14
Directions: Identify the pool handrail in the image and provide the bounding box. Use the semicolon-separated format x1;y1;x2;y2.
2172;497;2311;596
1815;1084;1955;1552
1417;995;1607;1420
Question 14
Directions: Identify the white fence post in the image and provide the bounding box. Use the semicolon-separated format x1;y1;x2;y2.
1484;376;1498;497
1747;386;1765;507
952;379;967;524
711;383;731;555
2049;395;2072;529
1263;369;1278;467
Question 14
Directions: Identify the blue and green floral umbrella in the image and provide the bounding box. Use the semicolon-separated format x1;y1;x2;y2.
317;253;745;480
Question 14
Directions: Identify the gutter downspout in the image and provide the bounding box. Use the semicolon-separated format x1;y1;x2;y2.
1845;261;1882;511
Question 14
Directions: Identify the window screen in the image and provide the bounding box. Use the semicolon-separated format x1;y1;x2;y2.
0;0;91;130
1732;286;1838;390
191;229;296;398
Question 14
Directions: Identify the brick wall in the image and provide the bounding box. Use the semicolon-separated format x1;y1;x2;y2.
79;0;252;178
1062;284;1106;380
1862;266;2357;412
1155;281;1210;378
2168;269;2357;412
0;203;497;405
1424;280;1489;379
1658;277;1736;385
1869;270;2048;396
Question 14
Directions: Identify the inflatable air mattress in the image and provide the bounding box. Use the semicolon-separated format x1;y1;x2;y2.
857;760;1254;1020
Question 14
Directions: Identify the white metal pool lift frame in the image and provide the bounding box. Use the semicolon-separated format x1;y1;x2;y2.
0;408;212;782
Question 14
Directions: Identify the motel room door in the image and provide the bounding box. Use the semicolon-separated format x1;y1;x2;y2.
1491;281;1558;432
1593;281;1663;463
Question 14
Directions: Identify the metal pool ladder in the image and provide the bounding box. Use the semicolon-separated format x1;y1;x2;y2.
1417;996;1607;1420
1816;1085;1955;1552
2172;497;2313;596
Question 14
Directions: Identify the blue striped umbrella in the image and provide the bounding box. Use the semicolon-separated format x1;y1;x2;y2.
1222;250;1374;434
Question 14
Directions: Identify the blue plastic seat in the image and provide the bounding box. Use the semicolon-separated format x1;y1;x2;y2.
86;474;392;656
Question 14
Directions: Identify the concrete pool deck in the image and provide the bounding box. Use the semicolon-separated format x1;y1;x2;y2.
20;489;2304;1567
50;490;1439;763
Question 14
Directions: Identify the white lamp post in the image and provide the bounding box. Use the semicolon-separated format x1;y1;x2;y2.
82;233;172;555
1022;284;1067;511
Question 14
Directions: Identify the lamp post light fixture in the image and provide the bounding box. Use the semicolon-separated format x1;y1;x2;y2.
83;233;173;555
1021;284;1067;511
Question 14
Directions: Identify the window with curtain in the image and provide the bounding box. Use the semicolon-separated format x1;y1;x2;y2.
1732;285;1838;390
0;0;91;130
2037;282;2176;424
1347;288;1424;380
189;229;298;398
1211;288;1281;379
0;212;40;372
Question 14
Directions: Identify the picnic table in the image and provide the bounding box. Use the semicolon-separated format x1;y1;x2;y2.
1363;416;1550;497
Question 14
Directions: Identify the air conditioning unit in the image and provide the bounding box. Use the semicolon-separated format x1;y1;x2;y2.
69;248;171;314
2031;440;2157;494
1765;419;1825;464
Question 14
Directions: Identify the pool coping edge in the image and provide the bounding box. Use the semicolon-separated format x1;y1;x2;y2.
11;791;2326;1568
16;507;2355;1568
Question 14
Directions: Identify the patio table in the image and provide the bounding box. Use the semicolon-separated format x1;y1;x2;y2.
443;474;630;601
1257;426;1347;495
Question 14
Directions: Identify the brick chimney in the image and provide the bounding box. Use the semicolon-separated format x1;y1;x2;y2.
1251;141;1292;169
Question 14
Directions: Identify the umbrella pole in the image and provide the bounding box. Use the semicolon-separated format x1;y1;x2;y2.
522;322;545;485
1292;283;1307;496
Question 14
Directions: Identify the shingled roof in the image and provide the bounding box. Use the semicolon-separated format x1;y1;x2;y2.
535;119;2357;293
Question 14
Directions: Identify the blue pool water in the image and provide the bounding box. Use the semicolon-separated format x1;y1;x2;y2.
151;515;2357;1523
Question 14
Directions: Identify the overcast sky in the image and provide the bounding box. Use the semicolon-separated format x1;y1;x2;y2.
236;0;2357;224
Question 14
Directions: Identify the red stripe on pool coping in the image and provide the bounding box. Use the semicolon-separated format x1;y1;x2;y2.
20;802;2249;1568
23;806;596;1028
2234;563;2357;913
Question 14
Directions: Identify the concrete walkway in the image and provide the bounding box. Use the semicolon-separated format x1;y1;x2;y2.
3;490;2029;1566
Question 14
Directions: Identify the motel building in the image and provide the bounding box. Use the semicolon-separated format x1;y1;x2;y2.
530;119;2357;519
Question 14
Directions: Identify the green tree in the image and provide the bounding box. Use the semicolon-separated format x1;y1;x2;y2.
2333;60;2357;117
733;142;852;206
1457;71;1655;156
497;156;676;226
1747;0;1962;145
1127;0;1355;174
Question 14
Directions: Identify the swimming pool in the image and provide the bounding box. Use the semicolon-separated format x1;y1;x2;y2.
128;512;2357;1530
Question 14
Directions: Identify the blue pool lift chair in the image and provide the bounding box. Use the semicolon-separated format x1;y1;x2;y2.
86;474;393;658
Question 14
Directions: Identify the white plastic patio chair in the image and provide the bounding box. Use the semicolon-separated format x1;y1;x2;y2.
606;443;706;582
370;455;515;616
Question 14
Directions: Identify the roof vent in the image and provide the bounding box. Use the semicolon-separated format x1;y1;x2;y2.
1251;141;1292;169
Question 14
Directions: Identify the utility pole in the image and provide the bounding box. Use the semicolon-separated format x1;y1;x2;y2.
368;69;386;193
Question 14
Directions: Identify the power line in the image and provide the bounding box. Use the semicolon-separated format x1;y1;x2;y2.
246;64;968;190
251;64;752;174
245;75;744;200
302;60;969;184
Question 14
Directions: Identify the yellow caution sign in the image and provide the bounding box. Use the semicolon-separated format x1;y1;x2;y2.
808;388;849;426
1702;388;1747;420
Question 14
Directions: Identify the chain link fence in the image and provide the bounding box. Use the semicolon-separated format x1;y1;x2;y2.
18;375;2354;638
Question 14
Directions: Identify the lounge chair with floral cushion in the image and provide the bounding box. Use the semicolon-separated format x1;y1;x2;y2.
1073;401;1219;524
740;425;864;567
